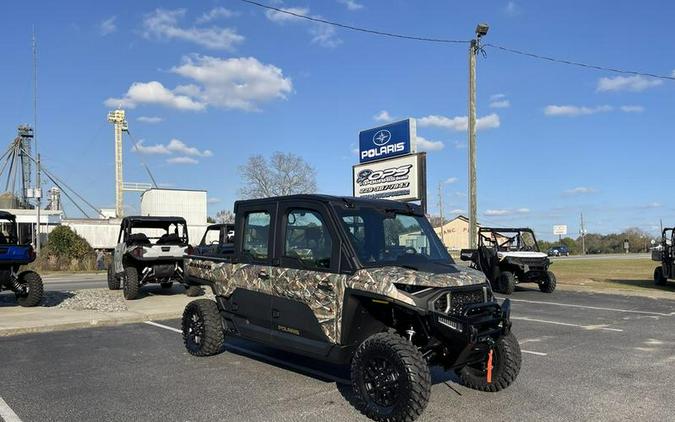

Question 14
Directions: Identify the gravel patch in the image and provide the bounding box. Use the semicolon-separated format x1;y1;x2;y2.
55;289;128;312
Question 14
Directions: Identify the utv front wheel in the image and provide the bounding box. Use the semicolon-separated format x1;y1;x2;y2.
107;266;120;290
458;331;521;392
123;267;140;300
350;332;431;422
498;271;516;295
654;267;667;286
539;271;557;293
182;299;224;356
15;271;43;307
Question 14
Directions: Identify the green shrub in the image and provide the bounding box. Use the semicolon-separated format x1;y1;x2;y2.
31;226;98;271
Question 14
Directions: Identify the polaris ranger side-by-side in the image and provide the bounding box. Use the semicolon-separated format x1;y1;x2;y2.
182;195;521;422
461;227;556;294
652;227;674;286
0;211;43;307
108;216;202;300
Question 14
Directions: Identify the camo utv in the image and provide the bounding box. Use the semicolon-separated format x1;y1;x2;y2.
182;195;521;422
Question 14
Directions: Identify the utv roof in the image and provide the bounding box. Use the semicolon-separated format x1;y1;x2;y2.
121;216;187;229
0;211;16;221
234;194;424;216
479;227;534;232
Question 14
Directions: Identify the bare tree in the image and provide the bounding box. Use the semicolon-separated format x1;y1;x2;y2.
239;152;317;199
215;210;235;224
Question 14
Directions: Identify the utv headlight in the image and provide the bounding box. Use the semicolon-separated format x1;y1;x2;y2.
433;292;451;313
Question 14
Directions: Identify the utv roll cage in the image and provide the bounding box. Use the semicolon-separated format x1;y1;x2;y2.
478;227;541;252
118;216;189;246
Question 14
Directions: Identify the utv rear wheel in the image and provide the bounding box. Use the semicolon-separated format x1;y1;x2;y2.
350;332;431;422
15;271;43;307
123;267;140;300
654;267;667;286
498;271;516;295
539;271;557;293
458;331;521;392
182;299;224;356
107;266;120;290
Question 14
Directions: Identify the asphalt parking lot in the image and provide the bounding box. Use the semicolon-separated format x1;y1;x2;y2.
1;287;674;422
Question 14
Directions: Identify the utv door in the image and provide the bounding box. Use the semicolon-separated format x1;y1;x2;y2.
227;205;277;344
269;203;341;356
113;228;126;274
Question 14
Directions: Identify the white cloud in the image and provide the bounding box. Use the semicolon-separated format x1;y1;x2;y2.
417;113;500;131
416;135;444;152
620;105;645;113
490;94;506;100
596;75;662;92
104;81;205;111
642;202;662;208
207;197;222;204
166;139;212;157
171;55;293;111
564;186;597;195
449;208;465;214
505;1;521;16
672;70;675;77
490;99;510;109
265;6;341;48
484;208;530;216
132;139;212;159
196;7;236;24
99;16;117;36
167;156;198;165
137;116;164;124
373;110;394;123
544;105;612;116
337;0;364;11
444;177;458;184
453;140;467;149
142;8;244;50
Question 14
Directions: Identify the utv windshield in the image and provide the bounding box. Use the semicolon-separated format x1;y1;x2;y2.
480;230;539;252
336;206;453;269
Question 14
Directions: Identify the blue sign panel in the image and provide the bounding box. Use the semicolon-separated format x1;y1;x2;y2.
359;119;416;163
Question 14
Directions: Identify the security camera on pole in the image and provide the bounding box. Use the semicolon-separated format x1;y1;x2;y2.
468;23;488;249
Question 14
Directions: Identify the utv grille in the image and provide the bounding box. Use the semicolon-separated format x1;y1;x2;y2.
434;287;486;316
519;258;547;266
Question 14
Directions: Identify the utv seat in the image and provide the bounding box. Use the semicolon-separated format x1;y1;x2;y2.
156;233;182;245
127;233;151;246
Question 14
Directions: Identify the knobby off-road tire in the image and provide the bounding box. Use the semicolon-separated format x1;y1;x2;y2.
185;285;204;297
350;332;431;422
654;267;667;286
123;267;140;300
107;266;121;290
182;299;224;357
15;271;43;307
539;271;557;293
498;271;516;295
458;331;522;392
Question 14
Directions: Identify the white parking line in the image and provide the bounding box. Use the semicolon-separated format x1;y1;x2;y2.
500;297;674;317
512;316;623;332
0;396;22;422
521;350;548;356
144;321;182;333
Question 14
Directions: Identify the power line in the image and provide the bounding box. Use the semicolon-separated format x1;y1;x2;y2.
237;0;675;81
236;0;469;44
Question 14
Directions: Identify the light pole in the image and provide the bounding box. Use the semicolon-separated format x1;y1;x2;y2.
468;23;488;249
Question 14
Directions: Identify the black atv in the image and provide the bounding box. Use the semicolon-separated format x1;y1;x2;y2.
0;211;43;306
461;227;556;294
652;227;674;286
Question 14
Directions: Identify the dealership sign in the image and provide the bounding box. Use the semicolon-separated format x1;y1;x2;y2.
359;119;417;163
352;153;425;202
553;225;568;236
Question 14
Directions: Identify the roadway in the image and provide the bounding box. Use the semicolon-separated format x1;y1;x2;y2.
0;287;673;421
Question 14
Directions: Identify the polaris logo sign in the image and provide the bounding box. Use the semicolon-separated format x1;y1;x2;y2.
353;154;424;202
359;119;417;163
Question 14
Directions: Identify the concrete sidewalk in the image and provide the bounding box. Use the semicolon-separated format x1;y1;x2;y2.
0;290;193;336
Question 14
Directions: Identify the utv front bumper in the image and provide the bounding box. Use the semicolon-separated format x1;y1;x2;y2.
427;298;512;369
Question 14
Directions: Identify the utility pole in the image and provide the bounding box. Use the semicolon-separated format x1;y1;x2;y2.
107;109;128;218
580;212;586;255
33;27;41;253
438;182;446;247
468;23;489;249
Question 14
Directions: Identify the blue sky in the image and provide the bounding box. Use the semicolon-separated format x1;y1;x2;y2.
0;0;673;240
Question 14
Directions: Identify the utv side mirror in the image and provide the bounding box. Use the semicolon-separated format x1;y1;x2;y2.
459;249;475;262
